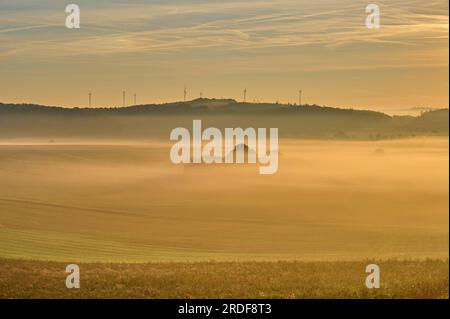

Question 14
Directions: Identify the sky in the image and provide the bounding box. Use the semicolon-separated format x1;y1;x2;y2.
0;0;448;113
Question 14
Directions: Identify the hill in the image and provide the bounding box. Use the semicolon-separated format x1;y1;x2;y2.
0;99;448;140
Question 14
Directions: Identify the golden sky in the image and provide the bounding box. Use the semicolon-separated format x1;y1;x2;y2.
0;0;448;113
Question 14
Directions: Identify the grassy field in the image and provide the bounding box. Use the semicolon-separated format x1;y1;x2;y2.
0;258;448;299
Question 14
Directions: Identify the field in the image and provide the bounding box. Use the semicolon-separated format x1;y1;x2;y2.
0;137;448;298
0;138;448;262
0;258;448;299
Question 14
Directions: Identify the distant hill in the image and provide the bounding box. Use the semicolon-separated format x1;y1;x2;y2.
0;98;389;117
0;99;448;140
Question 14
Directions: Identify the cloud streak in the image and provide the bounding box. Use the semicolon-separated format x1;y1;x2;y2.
0;0;447;109
0;0;447;59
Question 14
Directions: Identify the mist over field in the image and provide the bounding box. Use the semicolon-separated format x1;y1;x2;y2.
0;102;448;299
0;137;447;262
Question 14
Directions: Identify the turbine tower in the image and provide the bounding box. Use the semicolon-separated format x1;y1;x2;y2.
88;91;92;107
299;89;302;106
244;89;247;103
184;85;187;102
134;93;137;105
123;91;126;107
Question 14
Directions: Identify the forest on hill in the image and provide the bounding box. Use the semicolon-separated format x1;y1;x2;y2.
0;99;448;140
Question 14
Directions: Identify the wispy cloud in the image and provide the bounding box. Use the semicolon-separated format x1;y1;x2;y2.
0;0;447;61
0;0;447;108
